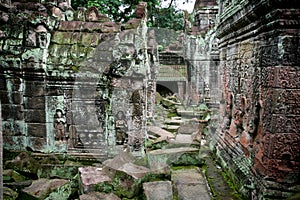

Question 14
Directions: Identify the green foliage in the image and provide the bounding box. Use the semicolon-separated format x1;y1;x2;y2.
151;6;184;31
72;0;88;9
94;182;114;193
45;182;72;200
221;172;243;200
71;0;184;30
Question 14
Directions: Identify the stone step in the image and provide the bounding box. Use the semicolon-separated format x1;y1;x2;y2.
147;126;175;143
143;181;173;200
161;124;180;132
164;119;183;125
164;134;200;149
172;168;212;200
177;122;199;135
147;147;204;167
174;134;194;144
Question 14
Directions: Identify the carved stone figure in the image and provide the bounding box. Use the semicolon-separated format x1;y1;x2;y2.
54;109;66;141
115;111;128;145
87;6;100;21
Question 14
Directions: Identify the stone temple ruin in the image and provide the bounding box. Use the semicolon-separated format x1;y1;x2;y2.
0;0;299;199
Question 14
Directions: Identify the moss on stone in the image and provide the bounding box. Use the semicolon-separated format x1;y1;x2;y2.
172;152;204;166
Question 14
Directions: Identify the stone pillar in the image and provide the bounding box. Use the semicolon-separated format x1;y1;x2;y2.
177;82;185;101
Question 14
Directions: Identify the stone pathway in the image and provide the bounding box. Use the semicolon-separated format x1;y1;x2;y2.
172;168;211;200
145;118;212;200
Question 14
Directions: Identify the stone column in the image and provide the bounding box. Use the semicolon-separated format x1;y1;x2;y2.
177;82;185;101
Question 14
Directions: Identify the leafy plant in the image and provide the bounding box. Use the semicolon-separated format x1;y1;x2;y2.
71;0;184;30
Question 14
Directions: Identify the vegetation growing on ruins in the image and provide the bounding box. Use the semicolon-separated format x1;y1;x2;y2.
72;0;184;30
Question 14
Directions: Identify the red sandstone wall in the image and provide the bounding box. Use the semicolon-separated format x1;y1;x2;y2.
215;0;300;199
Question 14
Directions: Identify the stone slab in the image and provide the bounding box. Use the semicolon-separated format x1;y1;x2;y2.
147;147;203;167
143;181;173;200
174;134;194;144
79;192;121;200
147;126;175;138
21;178;70;199
102;152;140;178
162;125;180;132
172;168;211;200
164;119;183;125
78;166;111;194
177;122;199;135
147;126;175;143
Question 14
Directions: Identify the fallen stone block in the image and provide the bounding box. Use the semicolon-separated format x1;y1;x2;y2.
177;122;199;135
5;152;41;176
103;156;150;198
4;180;32;190
38;160;82;180
102;151;136;178
3;169;26;182
78;166;112;194
147;147;204;167
172;168;211;200
20;178;71;200
3;187;18;200
162;124;180;132
147;126;175;143
164;119;182;125
143;181;173;200
79;192;121;200
148;126;175;138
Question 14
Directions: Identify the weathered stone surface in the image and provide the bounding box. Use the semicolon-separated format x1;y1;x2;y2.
101;21;120;33
4;180;33;191
24;82;45;97
215;0;300;198
171;168;211;200
38;161;80;180
59;21;83;31
2;105;24;120
0;0;152;154
172;134;194;144
3;186;18;200
79;166;111;194
27;123;46;137
147;147;204;167
5;152;41;175
143;181;173;200
124;18;141;29
24;97;45;109
21;178;70;200
2;121;24;136
79;192;121;200
177;122;199;134
27;137;47;151
102;152;150;197
147;126;175;143
102;152;171;198
3;169;26;182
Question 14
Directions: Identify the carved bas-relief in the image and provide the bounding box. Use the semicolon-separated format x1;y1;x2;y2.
215;0;300;198
54;109;66;142
115;111;128;145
